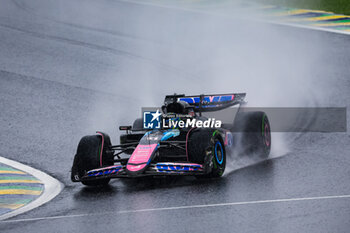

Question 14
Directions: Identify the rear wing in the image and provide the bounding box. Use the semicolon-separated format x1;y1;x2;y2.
164;93;246;113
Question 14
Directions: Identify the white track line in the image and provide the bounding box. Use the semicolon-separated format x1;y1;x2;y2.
2;194;350;223
0;156;63;220
115;0;350;36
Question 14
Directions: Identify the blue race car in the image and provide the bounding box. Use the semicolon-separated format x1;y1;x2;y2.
71;93;271;186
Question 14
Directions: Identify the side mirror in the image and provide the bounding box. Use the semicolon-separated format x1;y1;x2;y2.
119;126;132;132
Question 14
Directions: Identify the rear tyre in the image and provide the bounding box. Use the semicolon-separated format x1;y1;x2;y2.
233;111;271;158
71;133;114;186
188;129;226;177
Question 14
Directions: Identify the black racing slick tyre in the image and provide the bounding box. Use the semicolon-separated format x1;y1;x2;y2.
233;111;271;158
188;129;226;177
71;133;114;186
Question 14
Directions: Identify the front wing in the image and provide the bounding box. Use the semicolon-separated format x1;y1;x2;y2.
77;162;206;182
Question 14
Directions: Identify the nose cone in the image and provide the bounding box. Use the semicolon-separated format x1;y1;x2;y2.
126;144;158;176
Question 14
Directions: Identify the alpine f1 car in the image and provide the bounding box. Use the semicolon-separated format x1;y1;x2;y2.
71;93;271;186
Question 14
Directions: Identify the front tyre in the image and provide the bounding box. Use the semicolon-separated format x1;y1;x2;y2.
188;129;226;177
71;133;114;186
211;136;226;177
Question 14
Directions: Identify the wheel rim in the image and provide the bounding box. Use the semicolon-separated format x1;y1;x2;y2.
262;115;271;148
214;141;224;165
264;119;271;147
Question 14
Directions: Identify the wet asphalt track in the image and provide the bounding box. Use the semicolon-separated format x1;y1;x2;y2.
0;0;350;232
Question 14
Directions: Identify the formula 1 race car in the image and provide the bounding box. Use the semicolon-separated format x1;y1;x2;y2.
71;93;271;186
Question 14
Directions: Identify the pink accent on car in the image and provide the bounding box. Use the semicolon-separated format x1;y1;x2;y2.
96;132;104;167
157;162;203;167
126;144;158;172
88;165;122;173
126;164;147;172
